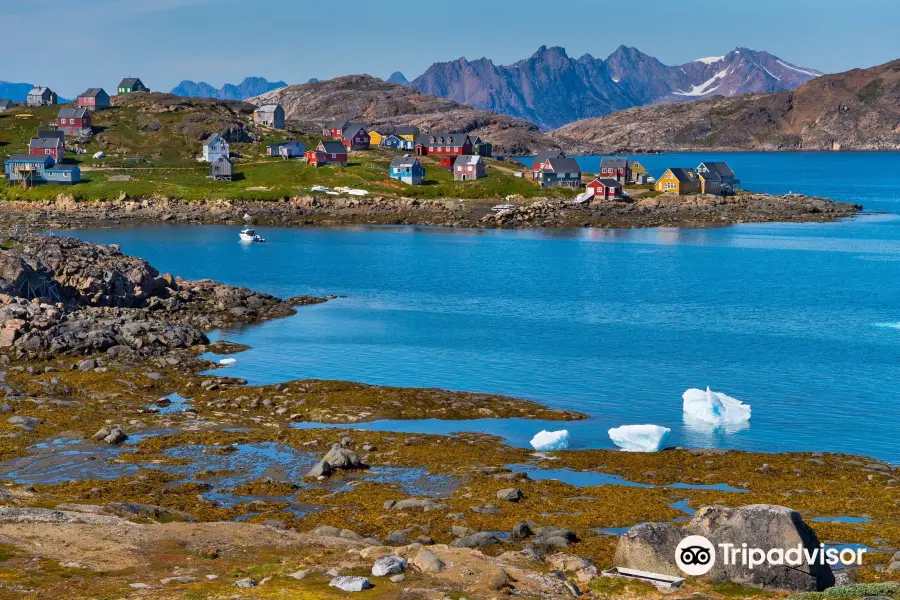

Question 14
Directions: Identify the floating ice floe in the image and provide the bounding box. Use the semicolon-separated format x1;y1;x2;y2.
608;424;671;452
218;358;237;366
682;387;751;425
530;430;569;451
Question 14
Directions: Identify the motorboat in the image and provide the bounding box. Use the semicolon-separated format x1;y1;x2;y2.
239;228;266;243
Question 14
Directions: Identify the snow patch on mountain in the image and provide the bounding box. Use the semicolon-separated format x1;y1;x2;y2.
695;56;725;65
776;60;820;78
674;67;731;97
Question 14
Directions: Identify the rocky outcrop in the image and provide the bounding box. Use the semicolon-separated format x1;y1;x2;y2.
615;504;835;592
248;75;553;155
0;234;303;357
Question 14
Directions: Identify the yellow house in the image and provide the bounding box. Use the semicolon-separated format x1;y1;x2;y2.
631;161;647;181
368;130;386;147
395;126;419;142
655;168;701;194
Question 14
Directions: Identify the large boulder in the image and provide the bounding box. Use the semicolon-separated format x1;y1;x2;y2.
615;504;835;592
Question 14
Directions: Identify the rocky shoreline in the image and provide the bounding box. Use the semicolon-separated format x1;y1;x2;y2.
0;190;862;232
0;234;897;599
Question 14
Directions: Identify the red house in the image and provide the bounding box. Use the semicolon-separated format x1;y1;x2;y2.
341;123;370;150
77;88;110;110
57;107;92;136
531;150;567;180
414;133;472;157
599;157;631;184
28;131;65;161
586;178;623;201
305;140;348;167
322;120;348;139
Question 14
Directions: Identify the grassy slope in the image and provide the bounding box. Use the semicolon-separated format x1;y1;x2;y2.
0;100;574;203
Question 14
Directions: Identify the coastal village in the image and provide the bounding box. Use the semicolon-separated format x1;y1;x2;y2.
0;81;743;208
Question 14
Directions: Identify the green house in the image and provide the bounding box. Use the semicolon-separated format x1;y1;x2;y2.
117;77;148;95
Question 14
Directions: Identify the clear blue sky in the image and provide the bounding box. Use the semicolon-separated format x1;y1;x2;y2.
1;0;898;98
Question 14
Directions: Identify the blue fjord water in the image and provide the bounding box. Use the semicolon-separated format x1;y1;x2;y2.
70;152;900;462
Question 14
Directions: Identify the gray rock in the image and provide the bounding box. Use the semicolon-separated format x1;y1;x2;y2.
235;578;256;588
306;459;332;478
615;504;835;592
511;522;533;539
328;576;371;592
322;446;367;470
389;574;404;583
288;569;310;580
497;488;524;502
412;549;445;573
450;531;501;548
7;416;40;428
372;555;407;577
452;525;475;537
310;524;342;537
160;576;196;584
392;498;447;511
471;504;500;515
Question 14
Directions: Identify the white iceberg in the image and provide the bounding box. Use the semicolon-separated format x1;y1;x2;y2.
218;358;237;366
530;430;569;451
608;424;671;452
682;387;751;425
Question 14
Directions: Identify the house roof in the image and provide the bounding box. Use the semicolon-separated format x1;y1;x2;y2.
212;155;233;164
203;133;226;147
80;88;106;98
29;137;63;149
390;155;420;168
589;178;622;188
534;150;566;163
37;130;64;141
324;119;348;129
342;123;367;137
6;154;52;164
543;157;581;173
454;155;483;167
600;157;629;169
395;126;419;135
119;78;142;88
318;140;347;154
28;87;52;96
666;167;698;183
698;161;735;178
255;104;282;113
269;140;303;150
46;163;79;172
416;133;471;147
58;107;89;119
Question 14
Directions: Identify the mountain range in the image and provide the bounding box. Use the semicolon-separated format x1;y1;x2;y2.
170;77;287;101
553;58;900;152
409;46;822;130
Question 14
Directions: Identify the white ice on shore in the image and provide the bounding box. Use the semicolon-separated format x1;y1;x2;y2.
608;424;671;452
530;429;570;451
218;358;237;366
682;387;751;425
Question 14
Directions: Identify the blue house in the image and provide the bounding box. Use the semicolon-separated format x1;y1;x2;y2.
389;155;425;185
202;133;230;163
382;135;404;149
4;155;80;186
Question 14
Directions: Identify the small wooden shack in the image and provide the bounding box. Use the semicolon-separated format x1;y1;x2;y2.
209;156;234;181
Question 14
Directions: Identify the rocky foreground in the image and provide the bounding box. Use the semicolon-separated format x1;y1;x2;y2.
0;234;897;599
0;189;862;232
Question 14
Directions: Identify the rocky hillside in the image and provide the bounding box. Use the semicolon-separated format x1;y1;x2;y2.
410;46;820;129
248;75;557;155
554;59;900;152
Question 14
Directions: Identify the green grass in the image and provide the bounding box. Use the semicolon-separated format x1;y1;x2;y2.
0;101;574;203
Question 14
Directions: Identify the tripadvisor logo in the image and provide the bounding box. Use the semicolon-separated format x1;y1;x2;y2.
674;535;866;576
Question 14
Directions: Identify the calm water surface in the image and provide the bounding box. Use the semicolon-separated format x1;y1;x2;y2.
70;152;900;462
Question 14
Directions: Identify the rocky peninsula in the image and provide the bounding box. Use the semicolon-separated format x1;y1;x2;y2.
0;190;862;232
0;234;896;599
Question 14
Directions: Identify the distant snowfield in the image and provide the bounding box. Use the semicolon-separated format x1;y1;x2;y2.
695;56;725;65
674;67;731;96
776;60;821;77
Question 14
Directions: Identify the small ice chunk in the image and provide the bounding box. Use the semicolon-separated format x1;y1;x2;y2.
218;358;237;366
608;424;671;452
682;387;751;425
530;430;569;451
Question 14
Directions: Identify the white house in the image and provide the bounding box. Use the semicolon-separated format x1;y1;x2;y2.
202;133;229;163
